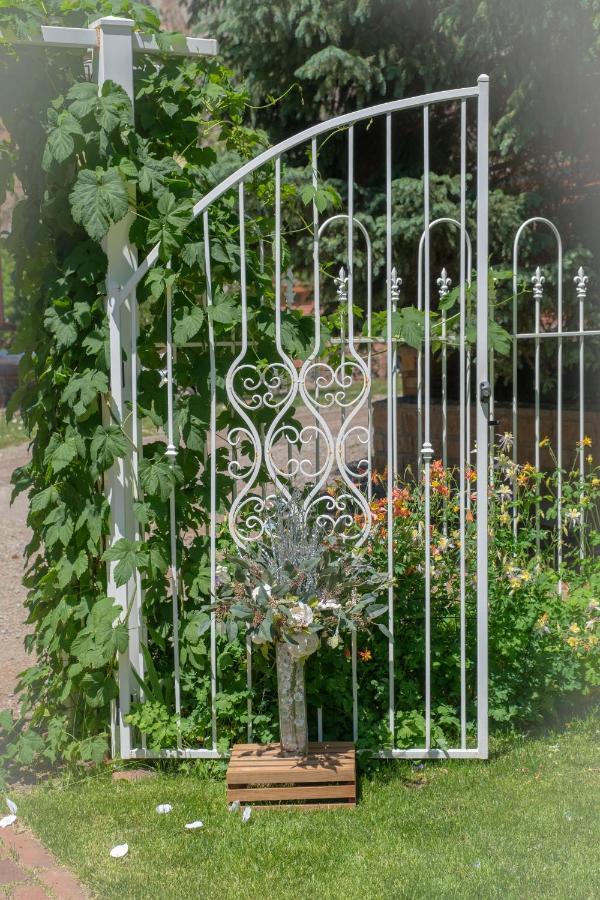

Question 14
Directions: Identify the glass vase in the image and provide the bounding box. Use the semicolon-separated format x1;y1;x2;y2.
276;633;318;756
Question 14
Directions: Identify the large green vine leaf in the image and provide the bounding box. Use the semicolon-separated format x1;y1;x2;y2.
70;166;130;241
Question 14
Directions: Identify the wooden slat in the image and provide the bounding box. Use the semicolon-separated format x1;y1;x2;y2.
252;802;356;811
228;759;353;771
227;783;355;802
230;751;354;761
227;769;354;785
232;742;353;754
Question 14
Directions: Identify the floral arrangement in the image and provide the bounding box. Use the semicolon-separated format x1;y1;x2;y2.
205;493;389;652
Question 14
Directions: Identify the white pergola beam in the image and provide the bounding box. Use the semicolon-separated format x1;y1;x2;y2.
2;23;218;57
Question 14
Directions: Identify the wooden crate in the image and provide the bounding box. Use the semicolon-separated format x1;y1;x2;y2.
227;742;356;810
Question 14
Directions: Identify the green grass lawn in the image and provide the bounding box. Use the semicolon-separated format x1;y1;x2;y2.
14;713;600;900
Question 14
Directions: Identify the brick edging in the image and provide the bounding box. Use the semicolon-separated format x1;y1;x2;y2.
0;825;87;899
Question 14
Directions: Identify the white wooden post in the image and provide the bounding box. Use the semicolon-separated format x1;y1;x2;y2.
92;16;139;758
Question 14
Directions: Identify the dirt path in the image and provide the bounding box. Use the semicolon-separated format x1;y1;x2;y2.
0;442;31;715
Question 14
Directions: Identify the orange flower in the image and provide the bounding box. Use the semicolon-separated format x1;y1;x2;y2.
343;647;351;659
466;468;477;482
359;649;373;662
466;510;474;523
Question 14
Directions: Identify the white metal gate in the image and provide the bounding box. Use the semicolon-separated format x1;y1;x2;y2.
109;76;491;760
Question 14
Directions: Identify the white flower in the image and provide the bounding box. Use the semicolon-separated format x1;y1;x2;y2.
242;806;252;823
317;597;341;611
110;843;129;859
327;633;340;649
0;815;16;829
497;484;512;500
6;799;17;816
498;432;513;451
251;583;272;602
566;508;581;526
185;820;204;830
155;803;172;814
290;602;313;628
228;800;240;813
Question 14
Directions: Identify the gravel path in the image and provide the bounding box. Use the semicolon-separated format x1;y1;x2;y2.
0;442;31;715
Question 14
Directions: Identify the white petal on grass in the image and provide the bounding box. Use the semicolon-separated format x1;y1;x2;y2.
110;843;129;859
6;799;17;815
184;820;204;830
228;800;240;813
0;814;16;829
242;806;252;823
155;804;173;814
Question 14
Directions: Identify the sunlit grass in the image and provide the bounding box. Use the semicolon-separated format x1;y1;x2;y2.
15;712;600;900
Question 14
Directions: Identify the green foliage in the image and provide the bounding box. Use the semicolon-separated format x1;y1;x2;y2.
0;0;306;766
194;0;600;260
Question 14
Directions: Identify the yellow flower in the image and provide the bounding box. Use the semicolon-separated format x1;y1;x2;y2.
568;623;581;634
578;436;592;448
539;436;550;448
499;511;510;525
592;478;600;488
566;636;579;649
587;454;593;464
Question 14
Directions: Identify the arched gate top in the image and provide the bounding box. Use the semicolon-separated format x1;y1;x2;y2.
115;78;488;305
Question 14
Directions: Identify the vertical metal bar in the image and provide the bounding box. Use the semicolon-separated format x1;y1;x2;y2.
344;128;354;468
533;265;542;554
366;238;373;503
438;268;450;537
458;99;467;748
312;138;321;479
351;631;358;743
129;297;142;633
422;104;432;750
340;288;347;464
242;174;254;740
347;127;358;740
165;281;182;743
130;278;146;751
441;296;448;473
576;267;588;560
391;272;399;476
203;211;218;752
512;242;519;540
556;247;564;577
475;74;490;758
417;258;423;483
385;112;395;745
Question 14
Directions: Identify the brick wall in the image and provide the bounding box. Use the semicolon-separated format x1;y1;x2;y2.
373;398;600;474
